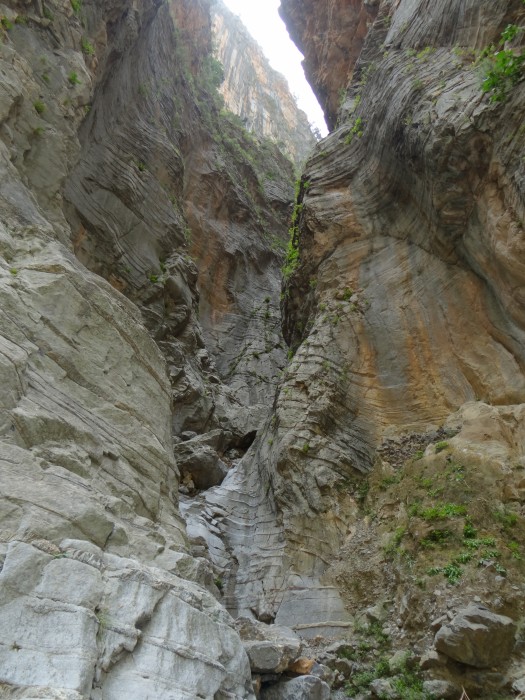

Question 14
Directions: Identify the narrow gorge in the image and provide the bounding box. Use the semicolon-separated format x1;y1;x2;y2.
0;0;524;699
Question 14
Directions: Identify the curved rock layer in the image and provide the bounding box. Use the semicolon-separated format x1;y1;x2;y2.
212;0;317;166
64;0;294;442
206;0;525;648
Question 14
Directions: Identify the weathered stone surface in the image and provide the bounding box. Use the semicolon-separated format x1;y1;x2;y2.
434;604;516;668
0;0;290;695
279;0;379;128
174;434;229;489
0;540;253;699
212;0;316;166
289;657;316;675
205;0;525;644
260;675;331;700
61;0;294;447
370;678;397;699
236;617;302;673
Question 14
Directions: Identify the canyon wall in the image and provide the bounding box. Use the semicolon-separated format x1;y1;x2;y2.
2;0;525;697
212;0;316;166
0;0;295;696
203;0;525;694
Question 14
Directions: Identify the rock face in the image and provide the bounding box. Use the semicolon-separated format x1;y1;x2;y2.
0;0;295;696
2;0;525;696
193;0;525;683
279;0;380;129
212;0;317;165
260;676;331;700
64;0;294;446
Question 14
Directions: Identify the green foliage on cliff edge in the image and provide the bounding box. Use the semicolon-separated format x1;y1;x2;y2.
479;23;524;102
282;179;303;280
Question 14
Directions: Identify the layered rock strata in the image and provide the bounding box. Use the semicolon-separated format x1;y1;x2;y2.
0;0;296;696
212;0;317;166
198;0;525;693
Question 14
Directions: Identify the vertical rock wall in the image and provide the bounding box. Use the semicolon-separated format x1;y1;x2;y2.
202;0;525;680
0;0;297;696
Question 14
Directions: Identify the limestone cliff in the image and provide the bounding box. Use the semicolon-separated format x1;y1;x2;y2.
212;0;316;166
3;0;525;697
0;0;293;696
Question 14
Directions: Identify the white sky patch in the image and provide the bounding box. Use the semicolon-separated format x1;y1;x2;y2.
221;0;328;136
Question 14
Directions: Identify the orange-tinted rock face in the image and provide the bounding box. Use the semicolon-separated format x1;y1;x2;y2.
65;0;295;440
282;0;525;455
207;0;525;651
279;0;379;129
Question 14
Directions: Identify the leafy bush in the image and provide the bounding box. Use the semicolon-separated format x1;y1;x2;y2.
479;24;524;102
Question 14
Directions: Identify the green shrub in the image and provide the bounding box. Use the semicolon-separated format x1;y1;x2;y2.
81;38;95;55
479;24;524;102
345;116;364;145
70;0;81;13
33;100;45;114
68;71;81;85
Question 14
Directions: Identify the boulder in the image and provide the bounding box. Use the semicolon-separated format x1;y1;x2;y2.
174;437;228;489
236;618;302;674
434;604;516;668
289;657;316;675
260;675;331;700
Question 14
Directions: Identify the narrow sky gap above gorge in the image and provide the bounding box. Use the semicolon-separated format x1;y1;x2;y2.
221;0;328;135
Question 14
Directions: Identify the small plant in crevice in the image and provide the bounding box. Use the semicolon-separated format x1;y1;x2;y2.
434;440;449;453
68;71;81;85
33;100;45;114
81;38;95;55
344;116;364;145
70;0;81;13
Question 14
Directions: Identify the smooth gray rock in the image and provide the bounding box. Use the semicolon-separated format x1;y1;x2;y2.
244;641;287;673
434;604;516;667
261;675;331;700
0;540;254;699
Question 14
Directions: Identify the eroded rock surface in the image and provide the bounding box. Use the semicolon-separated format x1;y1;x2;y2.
0;0;297;696
192;1;525;693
